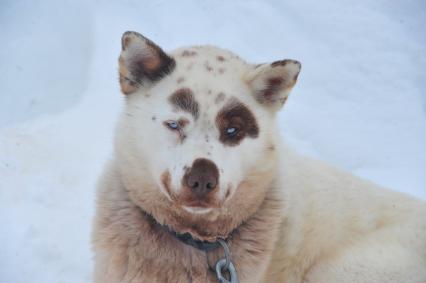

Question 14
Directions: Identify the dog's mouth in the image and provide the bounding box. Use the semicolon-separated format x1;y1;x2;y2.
178;198;219;214
181;206;213;214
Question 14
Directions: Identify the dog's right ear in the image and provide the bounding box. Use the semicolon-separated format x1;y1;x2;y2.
119;31;176;95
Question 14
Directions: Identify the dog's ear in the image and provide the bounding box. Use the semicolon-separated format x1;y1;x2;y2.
119;31;176;95
245;60;301;111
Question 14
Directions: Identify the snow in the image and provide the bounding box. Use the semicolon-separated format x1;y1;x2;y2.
0;1;425;282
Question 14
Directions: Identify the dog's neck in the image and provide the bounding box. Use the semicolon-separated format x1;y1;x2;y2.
111;158;284;281
127;175;279;243
132;183;283;282
140;209;229;252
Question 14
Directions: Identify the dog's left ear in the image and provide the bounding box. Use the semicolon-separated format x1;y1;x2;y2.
245;60;301;111
119;31;176;95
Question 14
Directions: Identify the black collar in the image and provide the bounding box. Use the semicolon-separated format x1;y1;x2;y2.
168;230;222;252
143;209;224;252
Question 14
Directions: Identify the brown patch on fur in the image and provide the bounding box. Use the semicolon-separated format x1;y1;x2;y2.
204;61;213;72
253;76;290;106
264;77;284;97
177;77;185;84
267;144;275;151
181;50;197;57
216;55;226;62
259;77;284;102
216;99;259;146
214;92;226;104
178;118;189;128
169;88;200;119
218;68;225;74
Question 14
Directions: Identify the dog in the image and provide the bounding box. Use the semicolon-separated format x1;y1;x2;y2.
92;31;426;283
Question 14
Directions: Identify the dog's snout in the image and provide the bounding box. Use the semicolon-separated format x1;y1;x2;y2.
184;158;219;198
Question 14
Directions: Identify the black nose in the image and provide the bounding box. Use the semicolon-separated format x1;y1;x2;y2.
184;158;219;198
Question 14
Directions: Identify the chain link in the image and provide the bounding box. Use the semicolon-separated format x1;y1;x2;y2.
214;239;239;283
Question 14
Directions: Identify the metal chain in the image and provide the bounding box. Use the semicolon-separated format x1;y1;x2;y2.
215;239;239;283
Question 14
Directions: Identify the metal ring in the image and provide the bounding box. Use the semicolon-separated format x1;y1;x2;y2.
217;238;231;270
215;258;239;283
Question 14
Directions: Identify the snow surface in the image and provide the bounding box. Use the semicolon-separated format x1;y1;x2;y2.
1;1;425;282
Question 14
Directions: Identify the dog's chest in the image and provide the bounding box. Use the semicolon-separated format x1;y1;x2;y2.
119;246;220;282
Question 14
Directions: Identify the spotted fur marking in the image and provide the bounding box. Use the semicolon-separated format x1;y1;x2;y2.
204;61;213;72
216;99;259;146
181;50;197;57
169;88;200;119
215;92;226;104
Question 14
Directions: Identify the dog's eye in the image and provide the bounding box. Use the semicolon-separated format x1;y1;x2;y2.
225;127;238;136
165;120;180;131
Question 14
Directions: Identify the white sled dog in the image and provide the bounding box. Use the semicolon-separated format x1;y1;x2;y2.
92;31;426;283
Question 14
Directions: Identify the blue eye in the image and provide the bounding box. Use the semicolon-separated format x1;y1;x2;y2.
226;127;238;135
165;121;180;130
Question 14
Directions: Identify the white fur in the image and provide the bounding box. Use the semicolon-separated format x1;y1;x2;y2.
271;144;426;282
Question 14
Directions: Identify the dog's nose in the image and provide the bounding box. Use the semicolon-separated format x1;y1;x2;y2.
184;158;219;198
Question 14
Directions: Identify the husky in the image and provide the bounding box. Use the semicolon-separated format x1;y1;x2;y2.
92;31;426;283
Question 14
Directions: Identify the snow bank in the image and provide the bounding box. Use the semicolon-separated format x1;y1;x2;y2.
0;1;425;282
0;0;94;127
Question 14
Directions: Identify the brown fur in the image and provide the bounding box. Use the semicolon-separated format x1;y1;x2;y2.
181;50;198;57
93;152;280;282
169;88;200;119
204;61;214;72
216;99;259;146
214;92;226;105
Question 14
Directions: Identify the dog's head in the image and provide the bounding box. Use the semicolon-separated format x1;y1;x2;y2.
115;31;300;239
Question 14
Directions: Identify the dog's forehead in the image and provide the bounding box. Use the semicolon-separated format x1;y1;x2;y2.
171;45;249;73
167;46;252;109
